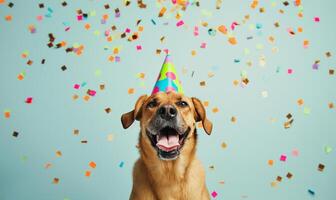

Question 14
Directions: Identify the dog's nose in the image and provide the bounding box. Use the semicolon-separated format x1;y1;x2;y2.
158;105;177;120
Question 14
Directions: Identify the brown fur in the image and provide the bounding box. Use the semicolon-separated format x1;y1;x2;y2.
121;92;212;200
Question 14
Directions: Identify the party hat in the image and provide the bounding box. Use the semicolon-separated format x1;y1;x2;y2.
151;55;184;95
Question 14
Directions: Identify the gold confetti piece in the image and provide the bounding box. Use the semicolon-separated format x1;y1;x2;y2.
325;52;332;57
221;142;227;149
107;134;114;141
259;7;265;13
270;181;277;187
209;165;215;170
191;50;196;56
233;80;239;86
200;81;206;86
105;107;111;113
276;176;282;182
286;172;293;179
44;163;52;169
73;129;79;135
72;94;79;100
158;7;167;17
208;72;215;78
53;178;60;184
328;102;334;109
318;163;325;172
81;140;88;144
99;84;105;90
56;151;62;157
231;116;237;123
329;69;334;75
286;113;292;119
212;107;219;113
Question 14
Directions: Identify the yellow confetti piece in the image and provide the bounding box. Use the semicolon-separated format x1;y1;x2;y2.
107;134;114;141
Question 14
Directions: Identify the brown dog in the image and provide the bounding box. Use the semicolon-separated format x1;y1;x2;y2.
121;91;213;200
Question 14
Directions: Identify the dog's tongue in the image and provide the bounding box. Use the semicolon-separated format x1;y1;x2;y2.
156;134;180;151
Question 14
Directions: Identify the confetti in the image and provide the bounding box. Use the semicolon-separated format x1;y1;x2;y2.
211;191;218;198
280;154;287;162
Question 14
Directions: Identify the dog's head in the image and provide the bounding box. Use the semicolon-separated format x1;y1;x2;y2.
121;92;212;160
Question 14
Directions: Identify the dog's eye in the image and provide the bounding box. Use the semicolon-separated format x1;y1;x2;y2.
176;101;188;107
147;101;157;108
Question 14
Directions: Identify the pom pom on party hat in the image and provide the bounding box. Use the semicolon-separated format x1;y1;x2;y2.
151;55;184;95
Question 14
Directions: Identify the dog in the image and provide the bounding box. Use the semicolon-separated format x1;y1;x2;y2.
121;91;213;200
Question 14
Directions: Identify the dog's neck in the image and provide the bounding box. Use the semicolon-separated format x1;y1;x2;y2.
139;128;198;184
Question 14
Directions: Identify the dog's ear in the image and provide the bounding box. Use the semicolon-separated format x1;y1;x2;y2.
191;97;213;135
121;95;148;129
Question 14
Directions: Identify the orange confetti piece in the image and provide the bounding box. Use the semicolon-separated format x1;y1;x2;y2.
5;15;12;21
85;170;91;177
138;26;144;32
83;95;90;101
250;0;259;9
158;7;167;17
89;161;96;169
303;40;309;48
203;101;209;107
17;73;24;80
84;23;91;30
108;55;114;62
218;25;227;34
102;14;109;20
0;0;5;4
4;111;11;118
297;99;304;106
107;36;112;42
228;37;237;45
297;27;303;33
113;48;119;54
268;160;274;166
128;88;135;94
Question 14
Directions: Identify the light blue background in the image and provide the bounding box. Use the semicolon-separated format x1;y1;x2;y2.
0;0;335;200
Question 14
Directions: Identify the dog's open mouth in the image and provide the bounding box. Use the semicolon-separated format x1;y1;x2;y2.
147;126;190;160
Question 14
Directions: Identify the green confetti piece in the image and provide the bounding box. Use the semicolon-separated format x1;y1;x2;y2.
303;107;311;115
324;146;332;154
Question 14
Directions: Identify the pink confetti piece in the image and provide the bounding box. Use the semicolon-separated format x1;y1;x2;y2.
176;20;184;27
65;27;70;32
163;49;169;54
125;28;131;33
74;84;80;89
280;154;287;162
287;68;293;74
25;97;33;104
136;45;142;51
172;0;177;4
292;149;299;157
211;191;218;198
200;42;207;49
36;15;43;21
230;22;239;30
194;26;199;36
77;15;83;21
87;90;96;96
104;30;110;37
314;17;320;22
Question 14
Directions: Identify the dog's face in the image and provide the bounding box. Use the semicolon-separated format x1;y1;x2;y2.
121;92;212;160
